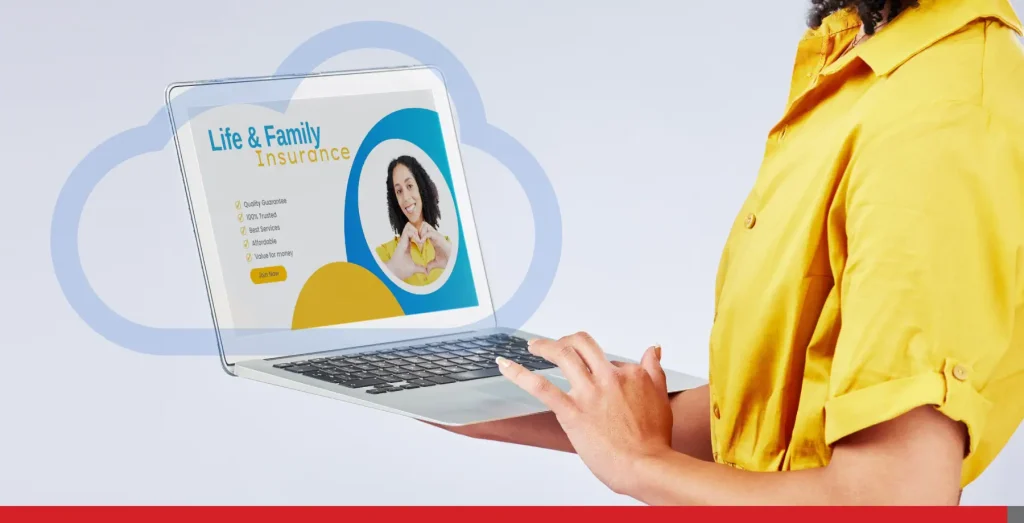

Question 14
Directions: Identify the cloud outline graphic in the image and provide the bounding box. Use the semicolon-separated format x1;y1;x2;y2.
50;21;562;356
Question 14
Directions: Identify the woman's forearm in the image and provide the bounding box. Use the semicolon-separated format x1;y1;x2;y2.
439;412;576;453
668;385;714;461
627;449;835;505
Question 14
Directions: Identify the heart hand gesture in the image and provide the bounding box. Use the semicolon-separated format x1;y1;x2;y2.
419;222;452;273
386;223;427;280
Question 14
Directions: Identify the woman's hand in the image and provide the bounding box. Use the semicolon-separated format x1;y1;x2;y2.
387;223;427;280
419;222;452;272
496;332;674;495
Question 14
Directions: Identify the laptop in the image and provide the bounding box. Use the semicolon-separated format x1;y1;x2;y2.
165;66;704;426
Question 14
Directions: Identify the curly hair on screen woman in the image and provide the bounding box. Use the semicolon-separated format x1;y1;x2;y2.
385;155;442;235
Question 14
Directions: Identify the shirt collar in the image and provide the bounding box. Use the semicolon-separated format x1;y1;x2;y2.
822;0;1023;77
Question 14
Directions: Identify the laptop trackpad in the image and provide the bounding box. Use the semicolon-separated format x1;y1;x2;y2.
475;375;572;406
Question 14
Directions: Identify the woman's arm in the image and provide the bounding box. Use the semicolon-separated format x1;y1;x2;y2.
496;334;967;506
435;384;714;461
625;405;965;506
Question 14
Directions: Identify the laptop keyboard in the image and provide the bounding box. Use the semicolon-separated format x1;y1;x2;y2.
272;333;555;395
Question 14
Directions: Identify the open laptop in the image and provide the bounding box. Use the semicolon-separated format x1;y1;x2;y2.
165;66;704;426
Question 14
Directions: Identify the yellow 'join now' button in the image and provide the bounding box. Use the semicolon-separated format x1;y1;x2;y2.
250;266;287;284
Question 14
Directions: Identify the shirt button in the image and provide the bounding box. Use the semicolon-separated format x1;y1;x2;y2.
952;365;969;381
744;213;757;229
713;403;721;419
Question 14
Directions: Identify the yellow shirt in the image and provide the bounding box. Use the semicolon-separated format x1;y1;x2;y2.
709;0;1024;487
376;236;448;286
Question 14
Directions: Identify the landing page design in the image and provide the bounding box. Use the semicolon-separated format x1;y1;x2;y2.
187;90;479;333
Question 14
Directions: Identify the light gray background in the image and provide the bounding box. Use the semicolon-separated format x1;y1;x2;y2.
1;0;1021;505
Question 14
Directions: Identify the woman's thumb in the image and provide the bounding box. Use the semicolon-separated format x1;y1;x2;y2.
640;345;668;397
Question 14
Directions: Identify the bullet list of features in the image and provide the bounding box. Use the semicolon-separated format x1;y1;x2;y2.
234;198;293;269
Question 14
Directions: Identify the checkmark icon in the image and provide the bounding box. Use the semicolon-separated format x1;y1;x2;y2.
234;200;241;210
243;239;249;249
246;253;252;263
240;226;246;235
237;213;244;222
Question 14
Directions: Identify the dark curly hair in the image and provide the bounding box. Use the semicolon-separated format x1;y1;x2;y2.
385;155;442;236
808;0;919;35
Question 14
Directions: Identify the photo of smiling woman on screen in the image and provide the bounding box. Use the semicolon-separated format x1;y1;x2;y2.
375;155;453;287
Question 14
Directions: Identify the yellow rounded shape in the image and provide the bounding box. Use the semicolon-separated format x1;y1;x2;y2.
292;262;404;330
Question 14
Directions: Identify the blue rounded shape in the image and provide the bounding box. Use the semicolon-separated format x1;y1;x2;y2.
344;108;477;312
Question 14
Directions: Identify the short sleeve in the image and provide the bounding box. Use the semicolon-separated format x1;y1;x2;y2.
376;239;397;263
824;104;1021;460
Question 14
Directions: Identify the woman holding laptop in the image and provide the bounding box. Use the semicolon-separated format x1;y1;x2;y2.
438;0;1024;506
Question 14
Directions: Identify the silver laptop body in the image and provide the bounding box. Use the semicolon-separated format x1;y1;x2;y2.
167;66;705;426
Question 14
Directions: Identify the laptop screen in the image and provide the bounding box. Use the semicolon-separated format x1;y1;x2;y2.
167;68;495;363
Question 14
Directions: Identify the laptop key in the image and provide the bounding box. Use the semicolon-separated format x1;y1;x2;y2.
448;368;503;381
425;376;457;385
366;389;387;395
524;361;556;370
339;378;387;388
285;365;316;373
412;371;434;379
427;369;449;376
397;373;418;381
411;379;437;387
402;384;421;390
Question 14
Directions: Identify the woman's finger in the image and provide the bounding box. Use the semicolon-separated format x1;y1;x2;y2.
640;345;668;398
533;332;612;377
497;357;575;414
526;338;594;388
